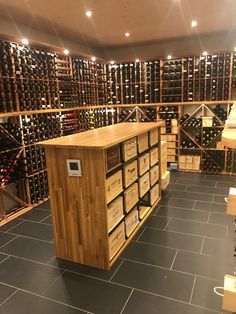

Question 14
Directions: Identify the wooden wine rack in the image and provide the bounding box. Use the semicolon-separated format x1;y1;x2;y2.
1;34;236;225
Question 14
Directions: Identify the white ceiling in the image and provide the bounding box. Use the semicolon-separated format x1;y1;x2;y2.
0;0;236;59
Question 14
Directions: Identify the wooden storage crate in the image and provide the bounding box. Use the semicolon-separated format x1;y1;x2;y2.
106;170;123;203
139;205;151;219
223;275;236;312
105;145;121;172
125;207;139;237
137;132;149;153
139;172;150;197
150;183;160;205
122;137;137;162
150;165;159;186
138;153;150;176
124;182;139;213
109;222;126;260
150;147;159;167
149;128;159;146
123;159;138;188
107;196;124;232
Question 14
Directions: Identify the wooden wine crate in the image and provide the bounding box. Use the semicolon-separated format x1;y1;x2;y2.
150;183;160;205
223;275;236;312
139;172;150;197
106;170;123;203
138;153;150;176
161;171;170;190
107;196;124;232
167;156;176;162
171;126;178;134
171;119;178;127
122;137;137;162
149;128;159;146
109;222;125;260
150;147;159;167
167;141;176;148
167;134;177;141
137;132;149;153
123;159;138;188
124;182;139;213
150;165;159;186
139;205;151;219
105;145;121;172
125;207;139;237
167;148;176;156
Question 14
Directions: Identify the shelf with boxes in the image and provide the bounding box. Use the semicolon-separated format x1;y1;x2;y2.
40;122;162;269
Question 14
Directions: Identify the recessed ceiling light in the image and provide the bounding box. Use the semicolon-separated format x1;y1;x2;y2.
125;32;130;37
202;51;208;56
110;60;115;64
63;49;69;55
167;55;172;60
85;11;92;17
191;20;198;28
21;38;29;45
91;56;96;62
135;59;140;62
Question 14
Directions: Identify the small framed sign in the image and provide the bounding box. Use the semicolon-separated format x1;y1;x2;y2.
67;159;82;177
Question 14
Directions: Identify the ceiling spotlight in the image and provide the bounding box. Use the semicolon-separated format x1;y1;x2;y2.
21;38;29;45
135;59;140;62
110;60;115;64
125;32;130;37
63;49;69;55
85;11;92;17
191;20;198;28
167;55;172;60
202;51;208;56
91;56;96;62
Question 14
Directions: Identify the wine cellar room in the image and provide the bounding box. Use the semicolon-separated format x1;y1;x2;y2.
0;0;236;313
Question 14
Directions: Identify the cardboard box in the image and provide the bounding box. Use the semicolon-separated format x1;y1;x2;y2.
106;170;123;203
123;159;138;188
107;196;124;232
109;222;125;260
223;275;236;313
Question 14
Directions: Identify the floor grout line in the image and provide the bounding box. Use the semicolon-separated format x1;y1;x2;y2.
120;288;134;314
170;250;178;270
0;235;19;249
39;214;52;224
136;227;147;241
189;275;197;304
2;233;54;244
0;289;19;307
164;217;171;231
42;270;65;296
200;238;205;254
109;259;125;282
1;220;24;232
207;212;211;223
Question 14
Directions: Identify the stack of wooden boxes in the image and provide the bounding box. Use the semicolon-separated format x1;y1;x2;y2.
179;155;201;171
161;141;170;189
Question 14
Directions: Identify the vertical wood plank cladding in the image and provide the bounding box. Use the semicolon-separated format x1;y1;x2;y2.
46;147;109;269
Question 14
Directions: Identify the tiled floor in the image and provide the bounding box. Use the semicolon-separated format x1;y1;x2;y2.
0;171;235;314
